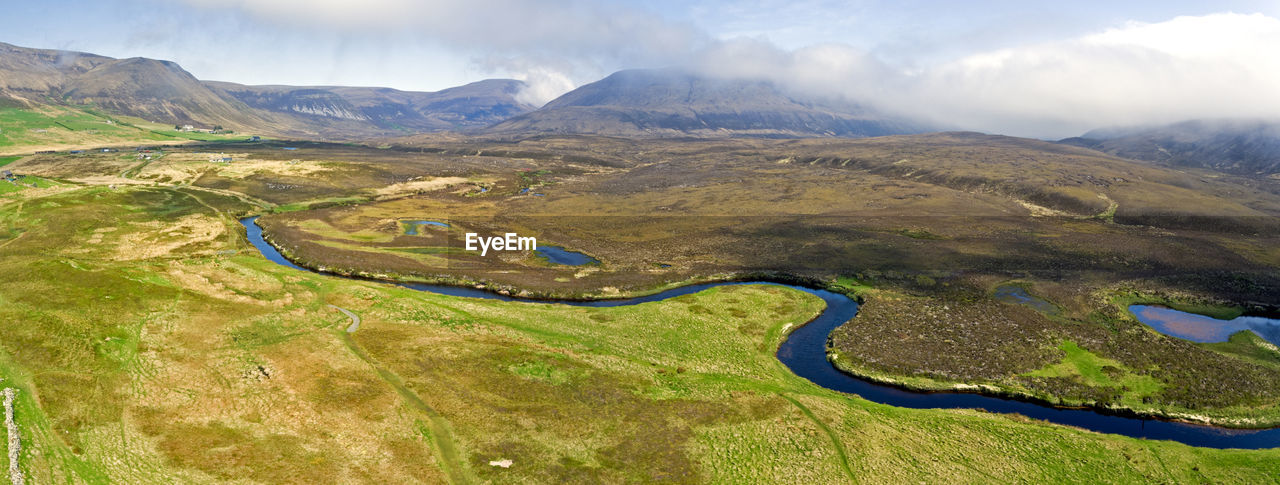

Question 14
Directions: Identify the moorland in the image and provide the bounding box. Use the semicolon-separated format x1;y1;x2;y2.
2;135;1280;482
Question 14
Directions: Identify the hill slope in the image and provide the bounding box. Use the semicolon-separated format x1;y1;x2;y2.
0;42;113;96
487;69;925;138
0;41;533;139
63;57;282;131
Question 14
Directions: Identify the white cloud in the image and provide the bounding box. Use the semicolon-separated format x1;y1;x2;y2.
175;0;710;107
178;0;704;73
906;12;1280;137
684;12;1280;138
511;67;576;107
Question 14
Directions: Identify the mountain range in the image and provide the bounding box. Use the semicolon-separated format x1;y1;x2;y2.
0;42;534;138
3;40;1280;179
0;42;922;140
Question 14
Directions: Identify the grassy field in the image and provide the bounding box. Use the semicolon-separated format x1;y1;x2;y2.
0;174;59;196
0;105;252;155
0;183;1278;483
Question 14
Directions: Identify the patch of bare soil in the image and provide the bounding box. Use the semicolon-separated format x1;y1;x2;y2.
66;175;152;186
114;214;225;260
374;176;470;198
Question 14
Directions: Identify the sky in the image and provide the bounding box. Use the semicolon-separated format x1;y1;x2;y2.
4;0;1280;138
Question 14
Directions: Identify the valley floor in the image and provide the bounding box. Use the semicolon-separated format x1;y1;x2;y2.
1;136;1279;483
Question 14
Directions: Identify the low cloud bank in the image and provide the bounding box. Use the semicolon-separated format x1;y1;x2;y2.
686;13;1280;138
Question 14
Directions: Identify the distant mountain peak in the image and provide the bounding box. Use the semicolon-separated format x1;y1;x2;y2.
487;68;927;138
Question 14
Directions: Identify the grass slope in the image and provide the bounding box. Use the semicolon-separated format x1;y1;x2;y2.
0;106;250;155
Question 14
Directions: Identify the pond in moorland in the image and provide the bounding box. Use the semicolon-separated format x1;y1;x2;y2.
1130;305;1280;346
535;245;598;265
994;285;1060;316
402;220;450;235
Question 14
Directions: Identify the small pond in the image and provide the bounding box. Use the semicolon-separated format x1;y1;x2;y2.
994;285;1060;316
1130;305;1280;346
402;220;450;235
535;246;598;266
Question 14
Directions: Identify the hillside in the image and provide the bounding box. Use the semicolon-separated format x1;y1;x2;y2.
487;69;925;138
0;41;533;140
62;57;283;131
0;42;113;96
1061;119;1280;177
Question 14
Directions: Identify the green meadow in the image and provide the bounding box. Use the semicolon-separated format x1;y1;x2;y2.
0;106;249;154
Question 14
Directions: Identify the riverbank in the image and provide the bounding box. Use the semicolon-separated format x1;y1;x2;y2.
825;354;1280;429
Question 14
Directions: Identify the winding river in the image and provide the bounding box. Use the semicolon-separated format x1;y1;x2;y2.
240;217;1279;449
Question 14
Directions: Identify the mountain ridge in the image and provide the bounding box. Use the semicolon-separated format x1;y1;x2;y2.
0;41;534;138
487;68;927;138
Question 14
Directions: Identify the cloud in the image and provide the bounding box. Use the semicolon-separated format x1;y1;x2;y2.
190;0;703;55
686;13;1280;138
510;67;576;107
906;13;1280;137
177;0;707;105
688;39;895;102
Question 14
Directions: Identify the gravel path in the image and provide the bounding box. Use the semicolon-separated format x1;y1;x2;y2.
328;304;361;333
4;386;23;485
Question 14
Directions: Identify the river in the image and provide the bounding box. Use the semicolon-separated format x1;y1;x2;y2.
240;216;1280;449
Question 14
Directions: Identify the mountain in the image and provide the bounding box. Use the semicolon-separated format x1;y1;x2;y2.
0;41;533;138
0;42;113;95
63;57;284;130
1060;119;1280;177
486;69;925;138
0;43;279;130
206;79;533;132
